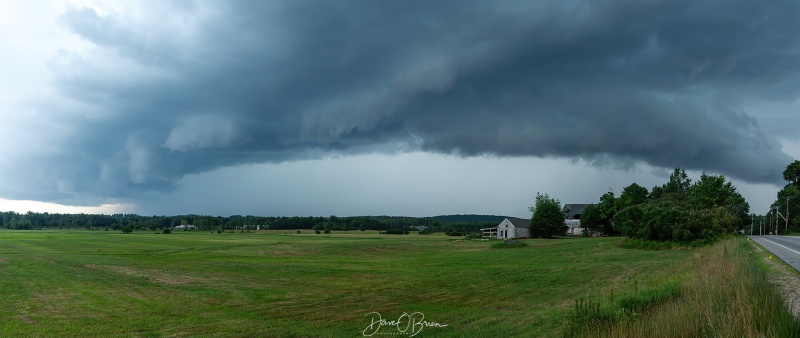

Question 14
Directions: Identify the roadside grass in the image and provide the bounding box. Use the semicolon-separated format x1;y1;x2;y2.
563;238;800;337
1;230;691;336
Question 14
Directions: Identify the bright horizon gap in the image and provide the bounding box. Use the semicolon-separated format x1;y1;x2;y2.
0;198;135;215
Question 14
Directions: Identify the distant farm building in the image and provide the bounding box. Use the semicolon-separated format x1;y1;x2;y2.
174;224;196;230
480;204;592;239
562;204;591;236
482;217;531;239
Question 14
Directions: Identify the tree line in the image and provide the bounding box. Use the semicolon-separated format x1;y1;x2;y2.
529;168;752;243
0;211;502;235
764;160;800;234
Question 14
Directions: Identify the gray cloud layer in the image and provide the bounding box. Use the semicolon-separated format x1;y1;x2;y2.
7;0;800;204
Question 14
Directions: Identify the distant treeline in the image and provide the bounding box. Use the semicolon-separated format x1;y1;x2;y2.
0;211;505;234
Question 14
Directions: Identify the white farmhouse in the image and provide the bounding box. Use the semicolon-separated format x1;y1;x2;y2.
493;217;531;239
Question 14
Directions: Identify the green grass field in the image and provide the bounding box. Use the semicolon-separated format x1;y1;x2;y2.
0;230;697;337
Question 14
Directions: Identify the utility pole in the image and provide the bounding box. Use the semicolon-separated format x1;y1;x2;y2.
769;211;773;235
787;196;796;235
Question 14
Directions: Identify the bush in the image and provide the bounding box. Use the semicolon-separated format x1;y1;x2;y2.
562;298;616;337
163;229;172;234
315;230;321;234
121;226;133;234
385;229;405;235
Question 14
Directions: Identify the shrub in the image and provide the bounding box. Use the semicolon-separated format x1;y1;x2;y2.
315;230;321;234
163;229;172;234
562;298;615;337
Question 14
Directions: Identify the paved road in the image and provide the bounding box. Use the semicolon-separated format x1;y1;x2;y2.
749;235;800;272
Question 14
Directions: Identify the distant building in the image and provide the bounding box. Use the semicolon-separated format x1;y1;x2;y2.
174;224;195;230
562;204;591;236
483;217;531;239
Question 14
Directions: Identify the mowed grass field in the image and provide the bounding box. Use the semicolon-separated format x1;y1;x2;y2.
0;230;693;337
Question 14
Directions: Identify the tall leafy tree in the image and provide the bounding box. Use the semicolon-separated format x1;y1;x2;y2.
617;183;649;210
529;193;566;238
774;184;800;233
597;191;617;233
690;174;737;209
784;160;800;187
579;204;602;236
664;168;692;196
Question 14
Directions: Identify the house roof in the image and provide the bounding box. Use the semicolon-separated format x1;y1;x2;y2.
562;204;592;219
505;217;531;228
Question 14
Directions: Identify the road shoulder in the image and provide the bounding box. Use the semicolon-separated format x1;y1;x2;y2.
749;239;800;318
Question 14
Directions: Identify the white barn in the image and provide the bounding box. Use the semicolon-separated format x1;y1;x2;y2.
494;217;531;239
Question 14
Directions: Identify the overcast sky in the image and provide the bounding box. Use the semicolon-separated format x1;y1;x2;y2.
1;0;799;218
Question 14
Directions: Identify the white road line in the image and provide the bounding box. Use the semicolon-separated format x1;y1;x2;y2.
758;237;800;256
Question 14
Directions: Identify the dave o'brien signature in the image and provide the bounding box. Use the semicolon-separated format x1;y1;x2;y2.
362;311;447;337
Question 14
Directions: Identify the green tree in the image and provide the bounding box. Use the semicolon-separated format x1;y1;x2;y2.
784;160;800;187
323;222;332;234
529;193;566;238
580;204;602;236
121;226;133;234
664;168;692;196
775;184;800;233
649;185;665;200
690;174;737;209
613;204;645;238
597;191;617;234
617;183;649;210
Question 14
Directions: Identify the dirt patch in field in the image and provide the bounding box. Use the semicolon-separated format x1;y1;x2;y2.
83;264;210;286
18;316;37;325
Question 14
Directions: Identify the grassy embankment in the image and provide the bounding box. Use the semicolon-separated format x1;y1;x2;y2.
563;237;800;337
0;230;796;336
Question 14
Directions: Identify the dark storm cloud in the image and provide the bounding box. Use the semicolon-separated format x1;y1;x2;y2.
12;0;800;203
